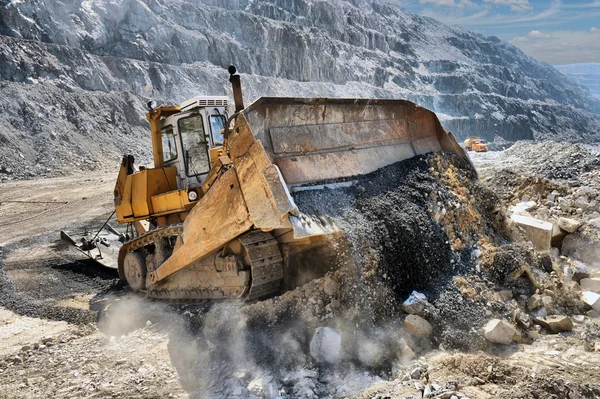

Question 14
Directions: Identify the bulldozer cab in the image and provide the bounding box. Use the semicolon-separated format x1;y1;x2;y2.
111;96;228;226
153;96;228;189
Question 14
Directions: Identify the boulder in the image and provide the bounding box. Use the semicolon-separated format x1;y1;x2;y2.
402;291;429;315
310;327;341;364
580;278;600;294
582;291;600;312
534;316;573;333
510;214;552;252
483;319;519;344
404;315;432;337
558;217;582;233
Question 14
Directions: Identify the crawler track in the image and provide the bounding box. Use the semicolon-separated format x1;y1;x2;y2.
124;228;283;301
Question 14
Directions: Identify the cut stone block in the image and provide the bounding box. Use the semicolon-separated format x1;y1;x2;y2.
511;214;552;252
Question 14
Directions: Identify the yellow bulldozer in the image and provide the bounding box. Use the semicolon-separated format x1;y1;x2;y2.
61;66;470;300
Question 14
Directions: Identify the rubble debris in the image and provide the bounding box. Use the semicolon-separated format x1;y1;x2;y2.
482;319;519;344
309;327;341;364
533;316;574;333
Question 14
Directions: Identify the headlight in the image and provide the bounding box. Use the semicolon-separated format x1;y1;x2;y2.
188;190;198;202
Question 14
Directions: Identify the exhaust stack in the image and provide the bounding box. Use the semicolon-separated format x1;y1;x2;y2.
228;65;244;112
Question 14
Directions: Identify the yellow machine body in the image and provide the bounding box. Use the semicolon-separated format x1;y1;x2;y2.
108;95;471;300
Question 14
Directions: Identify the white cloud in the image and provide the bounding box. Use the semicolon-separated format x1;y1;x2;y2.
418;0;475;7
510;29;600;64
419;0;560;26
483;0;532;12
528;30;551;38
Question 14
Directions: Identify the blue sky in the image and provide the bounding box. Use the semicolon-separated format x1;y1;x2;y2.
385;0;600;65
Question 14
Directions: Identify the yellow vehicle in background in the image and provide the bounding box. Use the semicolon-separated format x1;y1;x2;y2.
463;137;488;152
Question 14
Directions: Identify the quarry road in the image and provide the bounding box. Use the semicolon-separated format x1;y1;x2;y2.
0;143;599;399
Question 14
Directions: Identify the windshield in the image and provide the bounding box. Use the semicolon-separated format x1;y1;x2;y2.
178;115;210;176
161;126;177;162
209;115;226;146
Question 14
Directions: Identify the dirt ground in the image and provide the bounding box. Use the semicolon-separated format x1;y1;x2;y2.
1;149;600;399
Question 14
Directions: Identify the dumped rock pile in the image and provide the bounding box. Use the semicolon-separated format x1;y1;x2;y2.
165;151;538;397
161;148;599;397
501;141;600;185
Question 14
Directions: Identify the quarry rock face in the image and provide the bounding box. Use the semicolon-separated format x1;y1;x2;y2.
0;0;599;178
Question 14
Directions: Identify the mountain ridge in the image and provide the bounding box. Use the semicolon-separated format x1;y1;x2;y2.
0;0;599;179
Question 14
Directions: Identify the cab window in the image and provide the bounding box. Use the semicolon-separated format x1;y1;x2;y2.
209;115;226;146
178;115;210;176
161;126;177;162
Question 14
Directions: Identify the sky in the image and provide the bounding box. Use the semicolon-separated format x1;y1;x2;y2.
385;0;600;65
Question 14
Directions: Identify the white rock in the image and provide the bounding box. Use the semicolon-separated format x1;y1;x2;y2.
483;319;518;345
558;217;582;233
582;291;600;312
310;327;341;364
510;214;552;252
580;278;600;294
402;291;429;315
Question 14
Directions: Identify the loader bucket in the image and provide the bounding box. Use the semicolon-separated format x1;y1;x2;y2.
236;97;471;186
